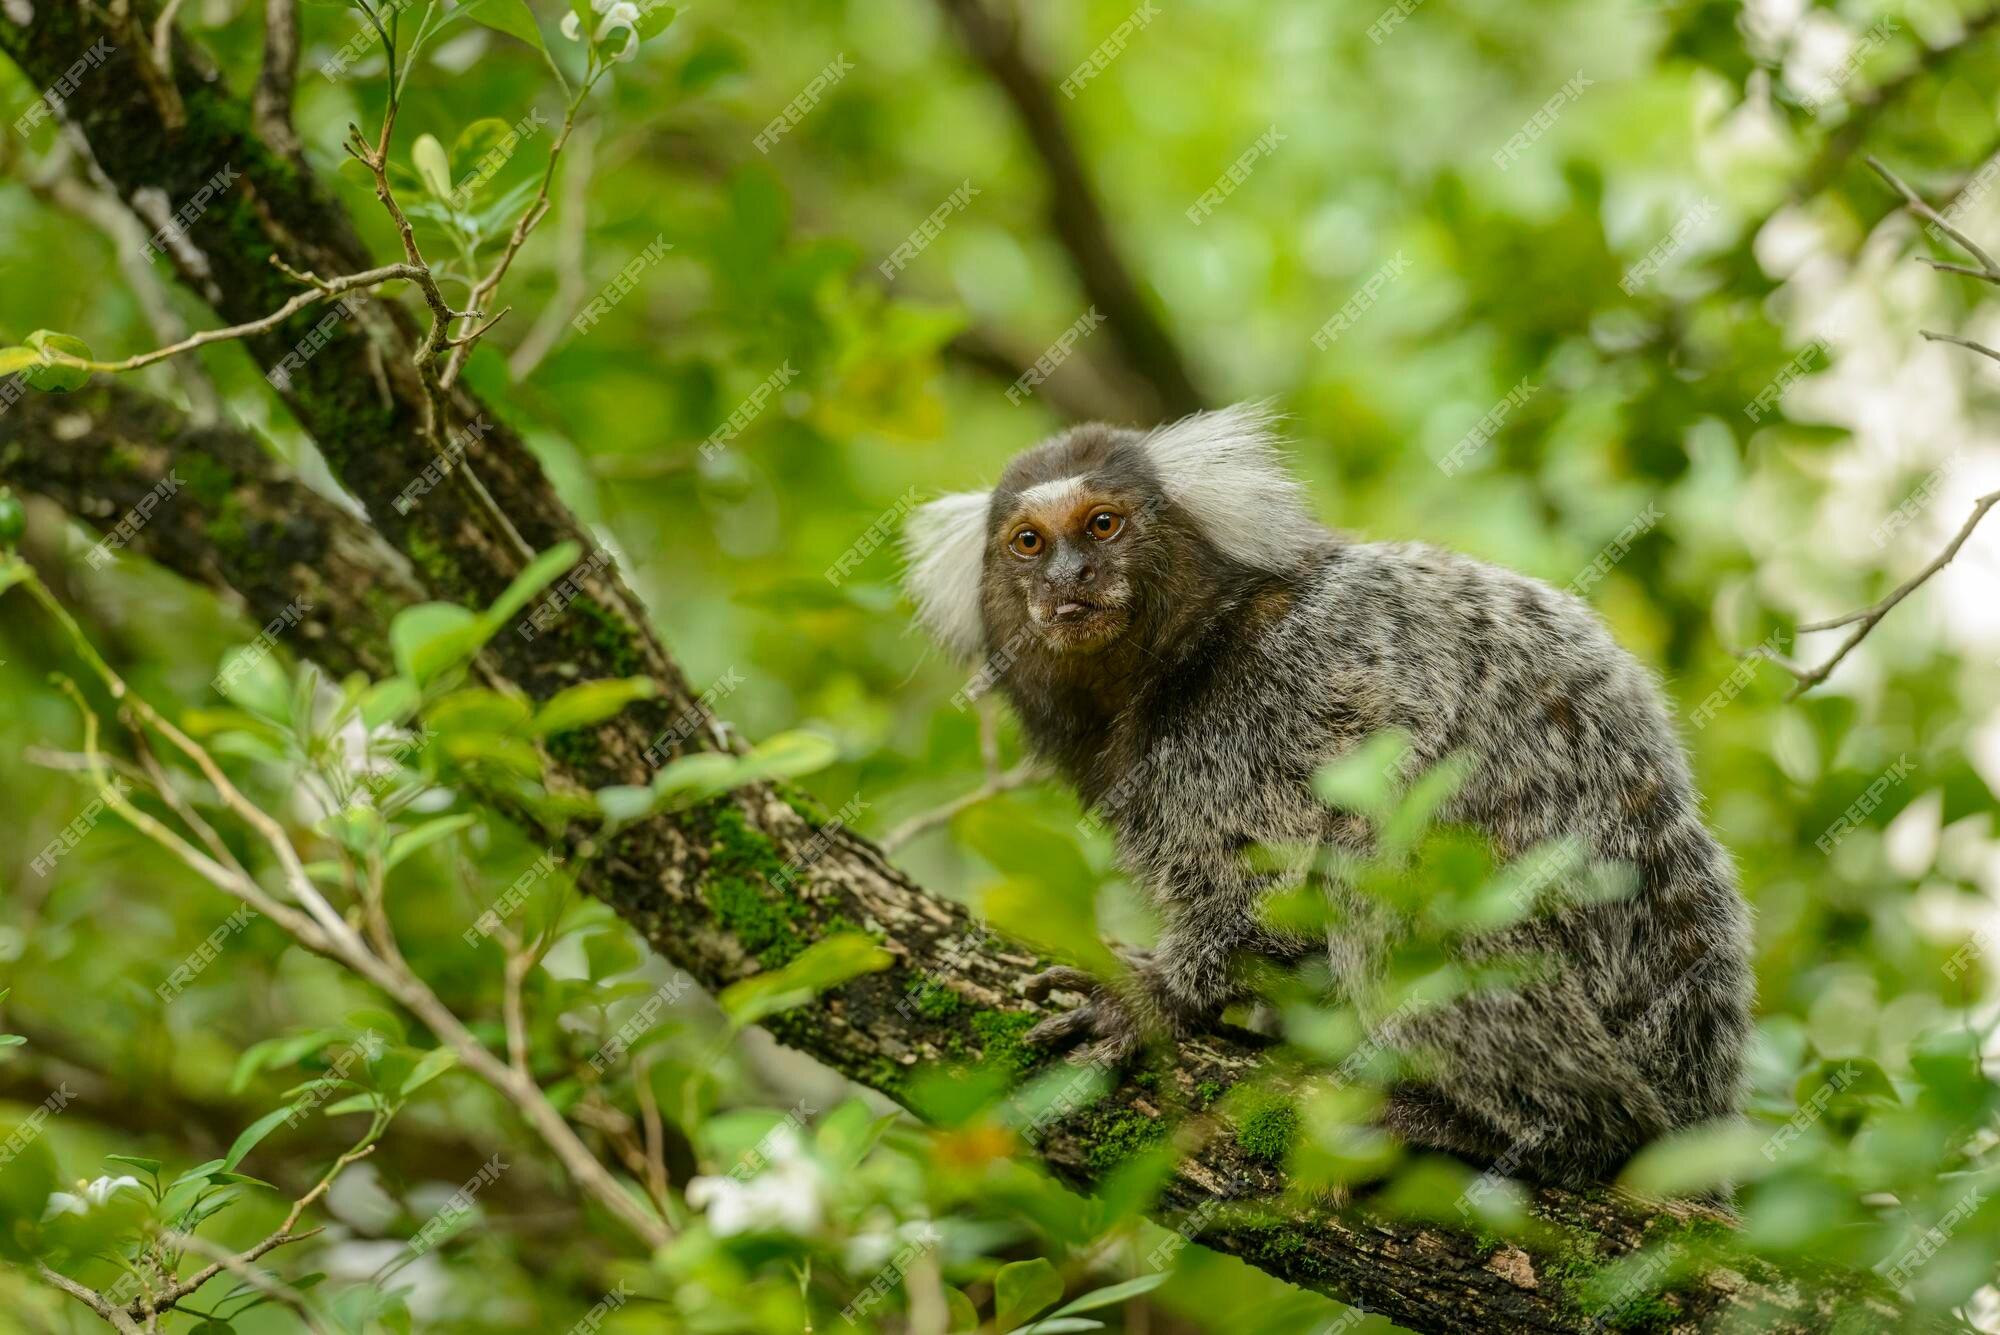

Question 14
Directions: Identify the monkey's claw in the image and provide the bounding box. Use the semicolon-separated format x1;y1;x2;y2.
1021;967;1145;1065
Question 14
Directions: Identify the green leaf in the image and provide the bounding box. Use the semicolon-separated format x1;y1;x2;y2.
594;784;660;828
216;645;293;721
650;731;838;812
451;117;516;180
22;330;91;392
635;3;676;40
390;602;481;686
321;1092;385;1117
398;1047;459;1097
0;347;39;376
224;1106;298;1172
529;677;657;736
459;0;546;50
360;677;421;729
412;133;452;200
103;1154;163;1179
993;1257;1064;1333
481;541;582;633
1045;1273;1169;1319
427;687;534;737
718;932;892;1025
384;814;476;870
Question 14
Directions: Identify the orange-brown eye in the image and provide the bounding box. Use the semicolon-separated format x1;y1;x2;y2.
1009;528;1044;558
1086;507;1124;540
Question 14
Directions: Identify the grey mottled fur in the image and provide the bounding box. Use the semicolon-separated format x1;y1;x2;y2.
903;407;1753;1186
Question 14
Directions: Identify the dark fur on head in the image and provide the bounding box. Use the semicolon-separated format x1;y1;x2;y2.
978;424;1322;795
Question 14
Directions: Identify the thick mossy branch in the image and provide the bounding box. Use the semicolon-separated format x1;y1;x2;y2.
0;10;1924;1330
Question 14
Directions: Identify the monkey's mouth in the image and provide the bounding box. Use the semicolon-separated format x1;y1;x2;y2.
1031;597;1126;648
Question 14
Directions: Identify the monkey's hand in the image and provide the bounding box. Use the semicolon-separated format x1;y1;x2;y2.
1020;953;1184;1066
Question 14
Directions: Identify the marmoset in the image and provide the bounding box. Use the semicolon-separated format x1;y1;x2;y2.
902;404;1752;1185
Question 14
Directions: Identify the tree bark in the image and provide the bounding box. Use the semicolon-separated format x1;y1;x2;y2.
0;8;1916;1331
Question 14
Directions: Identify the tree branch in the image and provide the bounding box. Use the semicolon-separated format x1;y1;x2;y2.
933;0;1205;418
252;0;302;162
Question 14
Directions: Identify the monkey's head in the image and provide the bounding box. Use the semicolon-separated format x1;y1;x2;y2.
902;404;1324;667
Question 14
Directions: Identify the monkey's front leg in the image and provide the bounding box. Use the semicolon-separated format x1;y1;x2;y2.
1021;901;1295;1065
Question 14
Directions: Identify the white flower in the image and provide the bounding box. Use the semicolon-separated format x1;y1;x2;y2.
44;1175;143;1220
559;0;644;61
684;1128;824;1237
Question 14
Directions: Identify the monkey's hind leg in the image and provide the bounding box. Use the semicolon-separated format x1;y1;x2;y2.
1373;975;1674;1187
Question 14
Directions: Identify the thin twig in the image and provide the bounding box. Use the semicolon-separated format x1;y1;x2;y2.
40;263;425;375
881;761;1043;853
1740;488;2000;697
160;1233;328;1335
507;120;599;380
1866;155;2000;277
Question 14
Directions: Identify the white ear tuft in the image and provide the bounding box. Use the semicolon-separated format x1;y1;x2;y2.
902;490;992;660
1140;401;1321;570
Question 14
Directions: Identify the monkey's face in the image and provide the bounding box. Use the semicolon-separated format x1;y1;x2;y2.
989;476;1144;654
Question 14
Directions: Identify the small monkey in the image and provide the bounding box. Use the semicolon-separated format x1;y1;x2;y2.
902;405;1751;1185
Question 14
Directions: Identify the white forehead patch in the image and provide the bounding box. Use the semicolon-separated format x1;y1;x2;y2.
902;490;992;661
1014;476;1088;512
1140;402;1321;571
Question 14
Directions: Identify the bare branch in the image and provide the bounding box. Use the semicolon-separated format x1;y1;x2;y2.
41;262;425;375
933;0;1205;418
252;0;303;161
1866;154;2000;277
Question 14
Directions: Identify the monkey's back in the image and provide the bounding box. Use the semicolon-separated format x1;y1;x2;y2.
1122;538;1753;1142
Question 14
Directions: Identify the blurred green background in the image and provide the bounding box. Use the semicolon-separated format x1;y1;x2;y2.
3;0;2000;1330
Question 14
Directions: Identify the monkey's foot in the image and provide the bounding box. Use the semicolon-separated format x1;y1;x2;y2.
1020;965;1148;1066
